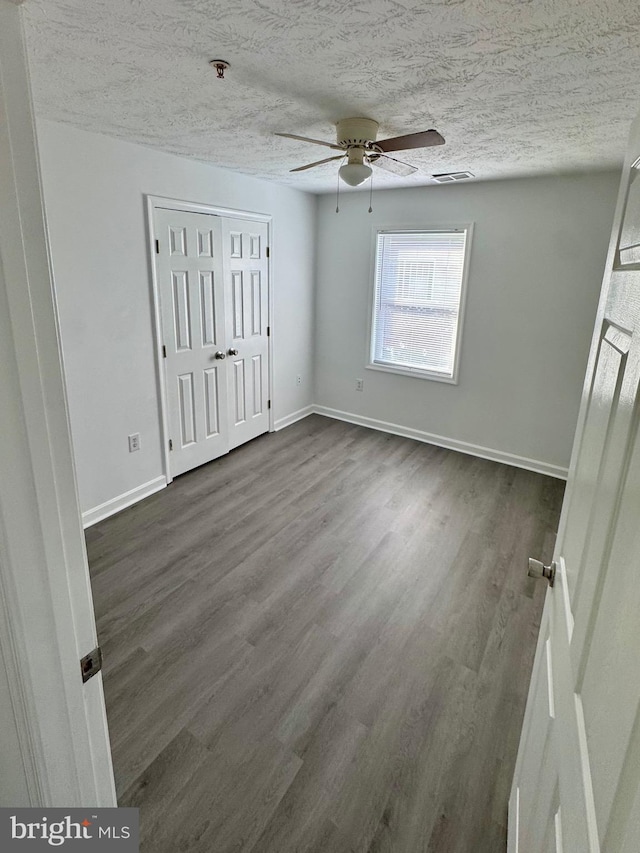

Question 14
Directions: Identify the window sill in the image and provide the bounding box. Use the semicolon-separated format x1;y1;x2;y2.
366;361;458;385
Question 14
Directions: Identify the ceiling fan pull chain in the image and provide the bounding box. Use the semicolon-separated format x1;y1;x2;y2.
335;167;341;213
368;171;374;213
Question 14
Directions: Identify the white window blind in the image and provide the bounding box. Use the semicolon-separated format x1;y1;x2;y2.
371;229;469;380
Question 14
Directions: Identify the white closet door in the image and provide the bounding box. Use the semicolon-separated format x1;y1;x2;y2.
155;208;229;477
154;207;270;477
221;218;270;451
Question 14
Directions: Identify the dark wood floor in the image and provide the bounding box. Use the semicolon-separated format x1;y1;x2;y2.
86;415;564;853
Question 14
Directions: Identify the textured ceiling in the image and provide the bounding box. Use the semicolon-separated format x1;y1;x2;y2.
23;0;640;193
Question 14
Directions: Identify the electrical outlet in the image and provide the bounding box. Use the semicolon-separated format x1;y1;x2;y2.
128;433;140;452
356;378;364;392
296;375;302;386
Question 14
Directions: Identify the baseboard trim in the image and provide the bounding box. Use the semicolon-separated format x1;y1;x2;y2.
313;406;568;480
83;407;566;530
82;475;167;528
274;405;315;431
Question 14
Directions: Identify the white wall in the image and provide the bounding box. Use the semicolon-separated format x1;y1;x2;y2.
36;120;316;517
36;120;619;512
315;171;620;475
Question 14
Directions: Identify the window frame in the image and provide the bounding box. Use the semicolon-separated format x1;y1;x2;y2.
366;223;474;385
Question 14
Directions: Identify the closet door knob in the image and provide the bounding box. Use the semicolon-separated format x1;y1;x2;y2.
227;348;239;356
214;351;226;360
528;558;556;588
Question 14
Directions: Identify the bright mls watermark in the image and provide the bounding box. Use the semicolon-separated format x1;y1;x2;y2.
0;809;138;850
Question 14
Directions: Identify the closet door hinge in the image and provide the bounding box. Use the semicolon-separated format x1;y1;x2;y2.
268;400;271;410
267;326;270;337
162;345;167;358
155;238;160;254
169;439;173;451
266;246;270;258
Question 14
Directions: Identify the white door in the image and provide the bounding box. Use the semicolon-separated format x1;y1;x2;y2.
154;207;270;478
509;114;640;852
155;208;228;477
221;218;270;450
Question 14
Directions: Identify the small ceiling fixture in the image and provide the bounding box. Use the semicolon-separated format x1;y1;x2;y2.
276;117;445;187
209;59;230;79
432;171;474;183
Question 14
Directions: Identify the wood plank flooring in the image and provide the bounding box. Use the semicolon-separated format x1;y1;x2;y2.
86;415;564;853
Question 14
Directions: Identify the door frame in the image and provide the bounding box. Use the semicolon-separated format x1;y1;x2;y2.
145;196;274;483
0;0;116;806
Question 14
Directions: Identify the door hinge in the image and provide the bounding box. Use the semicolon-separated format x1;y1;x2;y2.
162;344;167;358
268;399;271;409
80;646;102;684
266;246;270;258
155;238;160;254
267;326;270;337
169;439;173;451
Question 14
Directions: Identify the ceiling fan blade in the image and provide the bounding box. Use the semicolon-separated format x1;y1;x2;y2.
376;129;445;153
290;155;345;173
276;132;343;151
368;153;417;177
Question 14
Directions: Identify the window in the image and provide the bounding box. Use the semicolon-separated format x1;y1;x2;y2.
369;227;471;382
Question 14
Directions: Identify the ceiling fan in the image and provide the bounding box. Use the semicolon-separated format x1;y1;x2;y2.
276;117;445;186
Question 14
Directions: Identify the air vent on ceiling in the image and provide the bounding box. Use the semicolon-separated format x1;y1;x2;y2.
432;171;474;183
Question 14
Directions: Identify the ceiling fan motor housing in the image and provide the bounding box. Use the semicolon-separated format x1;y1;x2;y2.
336;117;379;147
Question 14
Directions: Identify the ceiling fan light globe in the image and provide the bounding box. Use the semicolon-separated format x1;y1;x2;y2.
339;163;372;187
